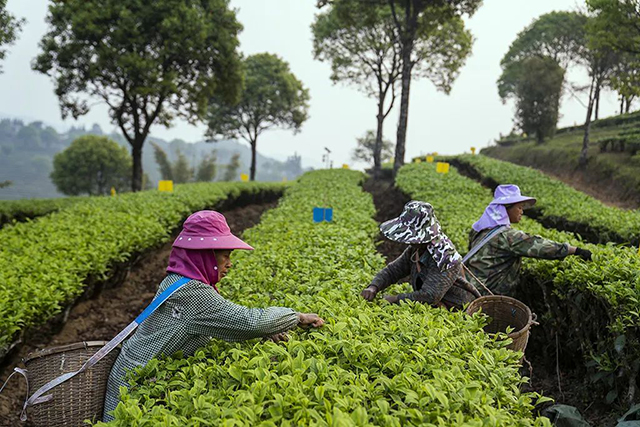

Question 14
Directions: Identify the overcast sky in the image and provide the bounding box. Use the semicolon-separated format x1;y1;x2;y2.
0;0;621;169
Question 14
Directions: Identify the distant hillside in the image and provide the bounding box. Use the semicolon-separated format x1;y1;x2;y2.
482;111;640;208
0;119;307;200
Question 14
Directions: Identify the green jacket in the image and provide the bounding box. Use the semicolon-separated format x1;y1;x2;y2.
465;227;570;296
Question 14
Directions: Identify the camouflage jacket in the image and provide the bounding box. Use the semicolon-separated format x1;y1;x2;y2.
465;227;570;296
370;247;478;308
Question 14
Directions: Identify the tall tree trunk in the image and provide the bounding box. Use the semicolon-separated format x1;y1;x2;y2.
594;83;601;120
393;44;414;177
579;76;597;168
625;96;632;113
250;140;257;181
621;96;625;115
131;141;143;191
373;103;385;175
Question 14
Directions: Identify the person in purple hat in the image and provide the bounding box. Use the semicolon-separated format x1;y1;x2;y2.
464;184;592;296
102;210;324;422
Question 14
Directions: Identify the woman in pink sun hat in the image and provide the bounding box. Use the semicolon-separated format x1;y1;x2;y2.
464;184;592;297
103;210;324;422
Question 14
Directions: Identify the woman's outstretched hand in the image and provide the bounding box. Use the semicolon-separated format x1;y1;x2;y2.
361;285;378;301
298;313;325;329
266;332;289;343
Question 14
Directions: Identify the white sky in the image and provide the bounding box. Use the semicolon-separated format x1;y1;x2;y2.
0;0;621;169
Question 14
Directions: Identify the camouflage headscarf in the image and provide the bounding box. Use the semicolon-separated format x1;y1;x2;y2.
380;201;462;271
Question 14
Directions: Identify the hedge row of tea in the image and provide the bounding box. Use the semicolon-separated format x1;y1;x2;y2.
395;162;640;403
99;170;550;426
451;154;640;245
0;182;286;360
0;196;84;228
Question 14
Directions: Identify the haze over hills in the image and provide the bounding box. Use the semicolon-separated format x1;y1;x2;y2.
0;118;309;200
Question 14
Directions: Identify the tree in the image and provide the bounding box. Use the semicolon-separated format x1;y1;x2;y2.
207;53;310;181
498;11;618;166
609;55;640;113
312;2;401;174
501;57;565;144
51;135;131;196
152;143;173;181
172;150;194;184
222;153;241;182
34;0;243;191
322;0;481;177
0;0;24;73
587;0;640;55
195;151;218;182
352;130;394;164
0;180;10;189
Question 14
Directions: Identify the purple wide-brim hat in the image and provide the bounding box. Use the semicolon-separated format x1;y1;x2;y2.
173;210;253;251
491;184;536;207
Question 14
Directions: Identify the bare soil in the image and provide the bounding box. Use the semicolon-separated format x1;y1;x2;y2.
0;199;278;426
362;176;619;427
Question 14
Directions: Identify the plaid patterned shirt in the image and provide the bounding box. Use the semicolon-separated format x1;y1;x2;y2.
103;273;299;422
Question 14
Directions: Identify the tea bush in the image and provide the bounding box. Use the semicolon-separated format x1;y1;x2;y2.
0;182;286;359
99;170;550;426
451;154;640;246
396;162;640;403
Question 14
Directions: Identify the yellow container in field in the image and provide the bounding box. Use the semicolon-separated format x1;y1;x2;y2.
158;180;173;192
436;162;450;174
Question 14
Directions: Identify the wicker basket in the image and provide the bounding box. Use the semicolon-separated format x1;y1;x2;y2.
466;296;537;353
23;341;119;427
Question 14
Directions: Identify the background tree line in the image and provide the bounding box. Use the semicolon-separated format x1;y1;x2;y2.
497;3;640;166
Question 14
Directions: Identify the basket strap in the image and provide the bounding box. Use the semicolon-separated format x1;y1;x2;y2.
0;367;29;420
462;225;508;264
20;276;191;419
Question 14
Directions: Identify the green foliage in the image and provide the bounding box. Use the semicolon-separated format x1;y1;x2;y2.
500;11;588;70
396;161;640;403
587;0;640;56
0;197;83;228
98;169;550;426
207;53;310;181
312;1;400;171
151;143;173;181
351;130;394;165
222;153;241;182
501;57;565;143
453;154;640;246
0;0;24;73
172;150;194;184
33;0;243;191
51;135;132;196
195;151;217;183
0;181;286;360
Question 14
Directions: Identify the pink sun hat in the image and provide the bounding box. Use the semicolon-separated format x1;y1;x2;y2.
173;210;254;250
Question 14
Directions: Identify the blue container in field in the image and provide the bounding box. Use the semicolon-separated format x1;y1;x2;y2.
313;207;324;223
324;208;333;222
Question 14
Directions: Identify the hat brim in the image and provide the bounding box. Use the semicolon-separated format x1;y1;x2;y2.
379;217;434;245
173;233;254;250
492;195;536;208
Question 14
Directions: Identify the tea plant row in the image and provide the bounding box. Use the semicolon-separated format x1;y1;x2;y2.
396;162;640;403
0;196;84;228
452;154;640;246
0;182;286;361
99;170;550;426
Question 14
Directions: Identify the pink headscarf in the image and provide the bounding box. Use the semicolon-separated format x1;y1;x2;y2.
167;247;220;292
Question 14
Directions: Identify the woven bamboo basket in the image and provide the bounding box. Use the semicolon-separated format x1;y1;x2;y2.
466;296;537;353
23;341;119;427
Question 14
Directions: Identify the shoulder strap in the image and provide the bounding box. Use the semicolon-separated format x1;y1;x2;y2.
19;276;192;420
462;226;508;265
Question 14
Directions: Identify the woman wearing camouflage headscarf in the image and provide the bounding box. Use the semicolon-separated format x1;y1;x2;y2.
360;201;480;308
464;184;592;296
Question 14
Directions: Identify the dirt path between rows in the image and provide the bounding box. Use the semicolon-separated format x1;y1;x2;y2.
0;199;278;426
362;176;618;427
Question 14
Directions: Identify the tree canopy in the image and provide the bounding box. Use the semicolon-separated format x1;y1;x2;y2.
51;135;131;196
352;130;394;165
34;0;243;191
207;53;310;181
0;0;23;73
